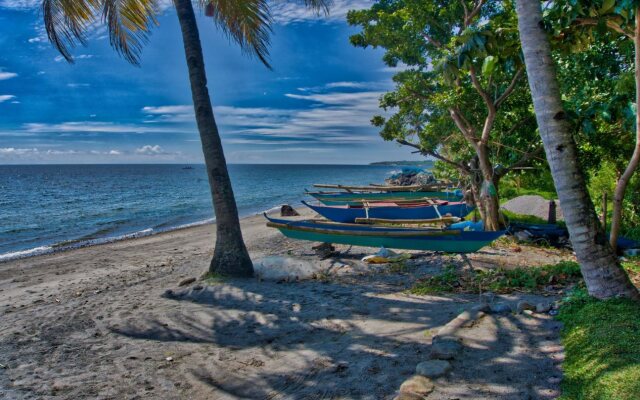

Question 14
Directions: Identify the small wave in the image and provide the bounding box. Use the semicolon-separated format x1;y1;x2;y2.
0;218;221;263
0;229;155;263
163;218;215;231
0;246;54;262
0;208;279;264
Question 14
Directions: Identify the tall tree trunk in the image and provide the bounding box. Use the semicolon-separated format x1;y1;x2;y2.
477;143;501;231
515;0;639;299
610;7;640;251
174;0;253;277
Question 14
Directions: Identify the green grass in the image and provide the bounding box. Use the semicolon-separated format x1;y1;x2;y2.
200;271;226;284
500;186;558;201
558;290;640;400
501;209;567;228
410;261;581;295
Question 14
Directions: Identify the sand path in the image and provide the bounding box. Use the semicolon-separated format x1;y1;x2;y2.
0;212;567;399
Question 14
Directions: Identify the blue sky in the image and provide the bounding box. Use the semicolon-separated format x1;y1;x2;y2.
0;0;424;164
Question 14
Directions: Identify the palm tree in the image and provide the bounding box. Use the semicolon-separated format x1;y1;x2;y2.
514;0;639;300
43;0;331;277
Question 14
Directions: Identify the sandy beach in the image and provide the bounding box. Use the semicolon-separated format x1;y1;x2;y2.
0;210;571;399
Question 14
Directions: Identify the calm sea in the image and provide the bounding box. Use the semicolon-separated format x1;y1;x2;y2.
0;164;396;261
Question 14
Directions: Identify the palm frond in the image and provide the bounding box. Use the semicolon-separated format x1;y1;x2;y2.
101;0;158;64
43;0;99;62
199;0;273;68
43;0;157;65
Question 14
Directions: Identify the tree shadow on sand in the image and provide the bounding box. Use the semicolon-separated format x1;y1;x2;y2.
111;276;562;399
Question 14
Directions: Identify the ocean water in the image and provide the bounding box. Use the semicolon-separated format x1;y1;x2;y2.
0;164;396;261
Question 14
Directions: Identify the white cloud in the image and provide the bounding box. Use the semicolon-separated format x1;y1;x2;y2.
67;83;91;88
217;87;387;145
54;54;93;62
297;81;386;92
0;70;17;80
0;147;38;155
270;0;373;24
142;105;193;115
135;144;166;155
0;0;38;8
108;150;122;155
0;95;16;103
22;121;192;135
1;0;372;24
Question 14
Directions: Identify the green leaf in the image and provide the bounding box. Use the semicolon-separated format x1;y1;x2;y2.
482;55;497;76
600;0;615;14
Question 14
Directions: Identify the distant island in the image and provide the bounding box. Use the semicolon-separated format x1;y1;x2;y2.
369;160;435;167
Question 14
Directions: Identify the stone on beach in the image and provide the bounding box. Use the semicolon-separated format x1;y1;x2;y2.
399;375;435;396
178;277;196;287
516;300;535;313
416;360;451;378
490;302;512;314
430;339;462;360
536;302;552;313
253;256;323;281
280;204;300;217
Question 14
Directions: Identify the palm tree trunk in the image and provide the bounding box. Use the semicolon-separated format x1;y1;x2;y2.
610;7;640;251
173;0;253;277
515;0;639;299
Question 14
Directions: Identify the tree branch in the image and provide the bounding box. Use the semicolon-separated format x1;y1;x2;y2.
573;17;635;40
495;67;524;108
449;107;476;138
421;32;443;49
469;65;495;112
498;146;545;178
396;139;470;173
465;0;486;27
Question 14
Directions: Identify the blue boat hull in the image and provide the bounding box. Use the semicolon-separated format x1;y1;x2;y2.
265;216;504;253
309;190;464;205
303;201;474;223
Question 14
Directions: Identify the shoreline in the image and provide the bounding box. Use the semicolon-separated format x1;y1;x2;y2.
0;202;569;399
0;205;285;264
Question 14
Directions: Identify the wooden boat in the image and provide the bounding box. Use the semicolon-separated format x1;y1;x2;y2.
307;189;464;205
265;215;504;253
312;183;448;192
302;200;474;223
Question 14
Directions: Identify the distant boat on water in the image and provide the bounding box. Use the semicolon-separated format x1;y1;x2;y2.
182;166;194;170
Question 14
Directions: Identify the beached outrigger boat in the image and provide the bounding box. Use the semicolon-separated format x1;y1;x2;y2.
265;215;504;253
306;189;464;205
313;183;449;192
302;200;474;223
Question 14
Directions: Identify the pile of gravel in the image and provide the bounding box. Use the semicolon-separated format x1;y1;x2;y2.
502;195;563;221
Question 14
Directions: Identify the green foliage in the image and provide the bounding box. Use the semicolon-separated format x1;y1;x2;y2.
501;209;549;225
347;0;541;192
587;161;640;241
558;293;640;400
410;261;581;295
